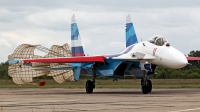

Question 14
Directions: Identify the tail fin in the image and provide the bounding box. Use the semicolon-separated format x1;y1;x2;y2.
71;14;85;57
125;14;138;47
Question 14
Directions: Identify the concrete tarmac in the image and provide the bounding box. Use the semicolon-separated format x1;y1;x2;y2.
0;88;200;112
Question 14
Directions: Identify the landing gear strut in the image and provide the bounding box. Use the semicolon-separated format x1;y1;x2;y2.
85;68;96;93
141;75;152;94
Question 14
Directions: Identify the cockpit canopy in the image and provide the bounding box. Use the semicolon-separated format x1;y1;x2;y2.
148;35;168;46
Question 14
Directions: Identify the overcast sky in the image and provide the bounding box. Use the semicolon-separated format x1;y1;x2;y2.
0;0;200;62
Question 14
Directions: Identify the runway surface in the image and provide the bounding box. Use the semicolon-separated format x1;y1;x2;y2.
0;88;200;112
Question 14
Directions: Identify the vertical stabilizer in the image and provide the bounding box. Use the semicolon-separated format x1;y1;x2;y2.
71;14;85;57
125;14;138;47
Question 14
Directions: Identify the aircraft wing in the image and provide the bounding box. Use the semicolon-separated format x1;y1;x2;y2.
34;63;95;71
8;56;105;64
187;57;200;61
23;56;105;63
9;51;157;65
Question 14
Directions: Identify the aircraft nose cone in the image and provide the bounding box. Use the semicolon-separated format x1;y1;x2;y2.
174;53;188;68
161;47;188;69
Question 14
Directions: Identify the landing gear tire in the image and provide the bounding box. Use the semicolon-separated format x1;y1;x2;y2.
141;79;152;94
142;85;148;94
141;79;148;94
147;80;152;93
86;80;94;93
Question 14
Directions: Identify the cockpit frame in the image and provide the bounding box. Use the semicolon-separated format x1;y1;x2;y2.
148;35;168;46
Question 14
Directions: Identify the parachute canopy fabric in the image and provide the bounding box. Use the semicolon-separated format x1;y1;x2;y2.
8;43;74;85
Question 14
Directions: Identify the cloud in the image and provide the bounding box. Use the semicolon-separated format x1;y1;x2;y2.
0;38;11;47
81;37;92;48
26;9;72;27
1;29;68;45
189;38;200;46
109;41;125;47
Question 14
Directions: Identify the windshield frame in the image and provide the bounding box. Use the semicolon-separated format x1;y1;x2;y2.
148;35;168;46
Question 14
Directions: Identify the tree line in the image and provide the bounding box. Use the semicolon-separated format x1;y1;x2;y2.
154;66;200;79
0;62;10;79
0;50;200;79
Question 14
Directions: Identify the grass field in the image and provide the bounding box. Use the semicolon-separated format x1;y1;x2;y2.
0;79;200;89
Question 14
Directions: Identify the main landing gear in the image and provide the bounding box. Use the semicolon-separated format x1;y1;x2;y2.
86;80;94;93
85;68;96;93
141;76;152;94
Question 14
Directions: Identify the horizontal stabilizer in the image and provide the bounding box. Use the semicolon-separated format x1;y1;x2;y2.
8;60;19;64
35;66;75;71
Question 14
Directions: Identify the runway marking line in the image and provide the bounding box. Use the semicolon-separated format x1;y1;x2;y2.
169;108;200;112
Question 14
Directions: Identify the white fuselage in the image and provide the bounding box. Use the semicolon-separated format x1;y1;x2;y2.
115;41;188;69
